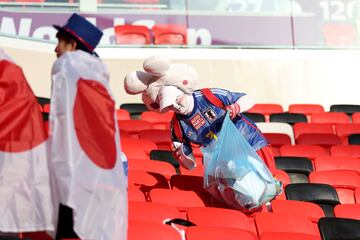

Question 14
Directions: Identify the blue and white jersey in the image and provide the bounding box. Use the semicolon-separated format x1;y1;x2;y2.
172;88;268;156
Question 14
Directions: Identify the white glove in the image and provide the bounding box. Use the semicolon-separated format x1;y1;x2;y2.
172;141;197;170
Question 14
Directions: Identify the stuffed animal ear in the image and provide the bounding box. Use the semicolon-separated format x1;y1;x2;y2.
124;70;154;95
143;55;171;77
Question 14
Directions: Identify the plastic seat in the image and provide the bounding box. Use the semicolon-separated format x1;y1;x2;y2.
150;149;180;170
118;120;153;138
355;187;360;203
149;189;206;208
242;112;266;122
314;156;360;172
123;149;148;161
119;103;147;119
128;186;147;202
275;156;313;183
293;123;335;139
271;199;325;223
140;111;174;129
269;112;307;125
139;129;172;150
264;133;292;156
121;137;158;155
288;104;325;121
255;212;319;237
128;170;170;190
128;221;181;240
318;217;360;240
310;112;350;124
309;170;360;204
256;122;295;144
330;145;360;157
128;201;182;223
152;24;187;45
128;159;176;177
334;204;360;220
116;109;131;120
348;133;360;145
247;104;283;121
330;104;360;116
114;25;151;45
186;226;257;240
186;207;256;233
334;123;360;144
296;133;341;149
353;112;360;123
279;145;329;160
285;183;340;217
260;232;321;240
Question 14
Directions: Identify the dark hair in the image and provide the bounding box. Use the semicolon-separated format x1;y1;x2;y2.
56;29;90;54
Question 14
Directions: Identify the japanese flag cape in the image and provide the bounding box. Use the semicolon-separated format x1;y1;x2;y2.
50;50;128;240
0;48;54;232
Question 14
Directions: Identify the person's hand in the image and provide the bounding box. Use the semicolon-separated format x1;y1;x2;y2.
225;102;240;119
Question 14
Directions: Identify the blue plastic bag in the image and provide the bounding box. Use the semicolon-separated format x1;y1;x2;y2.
201;112;282;211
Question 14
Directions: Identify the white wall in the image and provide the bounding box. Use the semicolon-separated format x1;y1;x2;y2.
1;35;359;111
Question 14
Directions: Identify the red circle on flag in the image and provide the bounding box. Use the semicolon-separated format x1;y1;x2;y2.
0;61;48;152
73;79;117;169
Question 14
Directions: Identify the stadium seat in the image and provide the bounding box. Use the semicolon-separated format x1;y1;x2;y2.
121;137;158;155
186;206;256;233
293;123;335;139
318;217;360;240
152;24;187;45
128;185;147;202
123;148;148;161
310;112;350;124
149;188;206;208
150;149;180;170
128;221;181;240
264;133;292;156
119;103;147;119
139;129;172;150
128;159;176;177
288;104;325;121
269;112;307;125
186;226;257;240
140;111;174;129
334;123;360;144
348;133;360;145
260;232;321;240
353;112;360;123
309;169;360;204
314;156;360;172
247;104;283;121
128;201;182;223
285;183;340;217
334;204;360;220
256;122;295;144
355;187;360;203
275;156;313;183
330;145;360;157
114;25;151;45
118;120;153;138
296;133;341;150
128;170;170;191
271;199;325;223
242;112;266;122
330;104;360;116
254;212;320;237
279;145;329;160
116;109;131;120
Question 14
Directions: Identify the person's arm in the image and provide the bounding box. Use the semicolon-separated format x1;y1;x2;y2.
170;116;197;170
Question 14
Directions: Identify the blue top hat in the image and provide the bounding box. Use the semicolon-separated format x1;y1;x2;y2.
53;13;103;54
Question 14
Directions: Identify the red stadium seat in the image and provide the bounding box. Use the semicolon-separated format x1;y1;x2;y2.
121;137;158;155
264;133;292;156
296;133;341;150
288;104;325;121
310;112;350;124
118;120;153;138
355;188;360;203
140;111;173;129
271;199;325;223
128;159;176;177
260;232;321;240
186;226;257;240
128;186;147;202
334;123;360;144
149;189;206;208
334;204;360;220
128;201;182;223
247;104;283;121
116;109;131;120
280;145;329;160
293;123;335;139
139;129;172;151
152;24;187;45
353;112;360;123
128;221;181;240
314;156;360;172
128;170;170;190
330;145;360;157
114;25;151;45
309;170;360;204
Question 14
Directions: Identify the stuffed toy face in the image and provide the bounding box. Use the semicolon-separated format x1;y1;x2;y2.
124;55;199;112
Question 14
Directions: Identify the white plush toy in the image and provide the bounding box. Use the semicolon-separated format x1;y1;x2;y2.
124;55;199;112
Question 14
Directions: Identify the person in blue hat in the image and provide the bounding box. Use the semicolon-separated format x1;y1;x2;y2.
53;13;103;58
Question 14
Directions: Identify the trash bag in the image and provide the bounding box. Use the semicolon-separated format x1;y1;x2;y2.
201;112;282;211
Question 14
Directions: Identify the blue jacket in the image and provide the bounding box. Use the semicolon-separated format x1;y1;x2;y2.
171;88;268;156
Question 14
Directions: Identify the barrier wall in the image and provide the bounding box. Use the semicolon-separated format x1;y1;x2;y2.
1;35;359;110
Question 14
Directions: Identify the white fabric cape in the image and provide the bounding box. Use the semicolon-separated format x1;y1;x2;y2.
50;50;128;240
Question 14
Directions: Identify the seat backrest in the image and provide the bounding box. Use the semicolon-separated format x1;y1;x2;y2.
114;25;151;44
310;112;350;124
128;221;181;240
330;104;360;116
353;112;360;123
280;145;329;160
186;226;257;240
318;217;360;240
152;24;187;45
334;123;360;143
330;145;360;157
256;122;294;144
293;123;334;139
119;103;147;119
314;156;360;172
275;156;313;183
334;204;360;220
296;133;341;148
348;133;360;145
242;112;266;123
269;112;307;125
288;104;325;121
